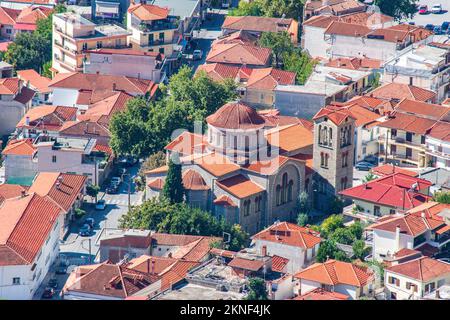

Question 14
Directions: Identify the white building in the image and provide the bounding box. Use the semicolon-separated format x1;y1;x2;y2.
384;257;450;300
83;48;163;82
0;193;62;300
251;221;322;274
425;121;450;168
383;45;450;103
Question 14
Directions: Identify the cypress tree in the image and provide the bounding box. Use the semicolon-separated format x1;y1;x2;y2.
162;153;184;203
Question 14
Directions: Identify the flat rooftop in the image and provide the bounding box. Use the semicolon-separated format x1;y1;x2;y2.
154;283;245;300
151;0;200;19
386;45;448;70
55;12;96;27
276;81;346;96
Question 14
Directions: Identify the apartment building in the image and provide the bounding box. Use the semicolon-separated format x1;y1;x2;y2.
378;99;450;168
384;45;450;103
425;121;450;168
52;12;129;74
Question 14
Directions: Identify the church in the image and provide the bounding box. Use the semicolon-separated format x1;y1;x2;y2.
145;101;355;235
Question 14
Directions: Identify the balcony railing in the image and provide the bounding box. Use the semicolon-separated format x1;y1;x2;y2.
54;40;78;55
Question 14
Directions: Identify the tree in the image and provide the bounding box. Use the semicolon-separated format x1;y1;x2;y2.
282;49;316;84
246;278;268;300
433;191;450;204
374;0;418;21
362;172;376;183
259;31;294;68
329;228;354;245
136;151;166;190
42;61;52;79
320;214;344;238
258;0;304;20
316;239;348;262
228;1;263;16
329;196;344;214
109;67;237;158
352;240;369;261
161;155;184;204
86;184;100;202
297;213;309;227
119;199;250;251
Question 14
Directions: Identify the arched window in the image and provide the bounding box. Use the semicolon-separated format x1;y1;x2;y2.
329;127;333;147
255;196;261;212
288;180;293;202
318;125;322;144
244;136;250;152
282;173;288;204
243;200;251;216
276;185;281;206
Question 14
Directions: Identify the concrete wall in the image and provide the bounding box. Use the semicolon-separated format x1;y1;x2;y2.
275;89;327;119
0;100;27;136
372;229;414;261
303;26;329;58
4;154;38;181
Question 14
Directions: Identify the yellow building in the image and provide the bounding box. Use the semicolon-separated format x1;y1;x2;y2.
52;12;130;74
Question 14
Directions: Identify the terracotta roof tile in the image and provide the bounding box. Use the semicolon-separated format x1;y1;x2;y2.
265;123;313;154
371;83;436;102
216;174;264;199
387;257;450;282
246;67;295;90
222;16;294;34
2;138;36;156
295;259;373;287
228;256;265;271
324;21;371;37
196;63;240;82
206;101;266;129
271;255;289;273
16;105;77;131
371;164;417;177
293;288;349;300
367;213;444;236
213;195;237;207
182;169;209;191
252;221;321;249
206;43;271;66
128;3;169;21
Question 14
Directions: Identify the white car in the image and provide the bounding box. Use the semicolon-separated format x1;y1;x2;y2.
431;4;443;14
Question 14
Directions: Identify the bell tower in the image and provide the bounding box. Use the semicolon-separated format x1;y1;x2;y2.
312;106;355;212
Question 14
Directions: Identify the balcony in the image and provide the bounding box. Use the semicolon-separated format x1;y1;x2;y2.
342;205;380;223
134;20;179;33
54;40;78;55
425;147;450;160
379;134;425;151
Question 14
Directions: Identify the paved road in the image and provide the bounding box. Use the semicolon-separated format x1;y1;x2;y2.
407;0;450;26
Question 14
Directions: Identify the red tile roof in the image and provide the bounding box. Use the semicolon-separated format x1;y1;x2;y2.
246;67;295;90
28;172;87;213
164;131;207;157
0;193;61;266
216;174;264;199
228;257;265;271
206;101;266;129
222;16;294;34
0;77;20;95
0;184;28;205
16;105;77;131
395;99;449;120
16;69;50;94
206;43;272;66
209;248;237;259
127;3;169;21
63;262;160;299
427;121;450;142
2;138;36;156
271;255;289;273
324;21;371;37
303;15;339;28
370;83;436;102
407;201;450;221
367;213;444;236
295;259;373;287
265;123;314;154
326;57;382;70
313;104;356;125
293;288;350;300
371;164;417;177
213;195;237;207
148;178;164;190
340;173;432;210
386;257;450;282
252;221;322;249
196;63;241;82
213;30;259;46
379;112;438;135
182;169;209;191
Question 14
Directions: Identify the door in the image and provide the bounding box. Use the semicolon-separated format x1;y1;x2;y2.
406;147;412;159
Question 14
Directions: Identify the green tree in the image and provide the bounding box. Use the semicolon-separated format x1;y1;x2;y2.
42;61;52;79
316;239;348;262
228;1;263;16
433;191;450;204
161;155;184;204
348;221;364;240
320;214;344;238
86;184;100;201
329;228;354;245
352;240;369;261
329;196;344;214
259;31;294;68
136;151;166;190
258;0;304;20
246;278;268;300
374;0;418;21
297;213;309;227
362;172;376;183
282;49;316;84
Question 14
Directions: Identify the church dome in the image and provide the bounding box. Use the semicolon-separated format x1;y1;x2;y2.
182;170;210;191
206;101;266;130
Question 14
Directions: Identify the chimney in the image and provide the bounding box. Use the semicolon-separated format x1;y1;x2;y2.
151;260;155;274
147;258;150;274
261;245;267;257
421;212;426;219
25;116;30;126
21;190;26;197
112;82;117;91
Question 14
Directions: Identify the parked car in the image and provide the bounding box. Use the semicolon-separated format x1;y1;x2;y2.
418;5;428;14
48;278;58;289
55;264;67;275
434;26;444;34
193;49;203;61
95;199;106;210
364;155;379;165
355;161;376;171
79;224;92;237
441;21;450;30
408;21;416;25
106;183;119;194
221;0;230;8
119;156;137;167
41;287;55;299
85;217;95;228
431;4;443;14
425;24;435;31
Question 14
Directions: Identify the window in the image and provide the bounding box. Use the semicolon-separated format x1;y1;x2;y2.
149;34;154;45
425;282;435;293
374;206;381;216
12;277;20;285
159;47;164;54
391;129;397;137
96;41;102;49
409;77;413;85
342;151;348;168
406;282;417;292
389;209;396;215
6;28;11;34
276;185;281;206
406;132;412;142
82;43;87;51
282;173;288;203
255;196;262;212
243;200;251;217
159;32;164;41
421;135;425;144
287;180;293;202
388;276;399;286
52;155;57;163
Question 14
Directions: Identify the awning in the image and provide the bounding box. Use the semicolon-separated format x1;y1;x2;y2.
436;224;450;235
14;23;36;31
96;1;119;15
